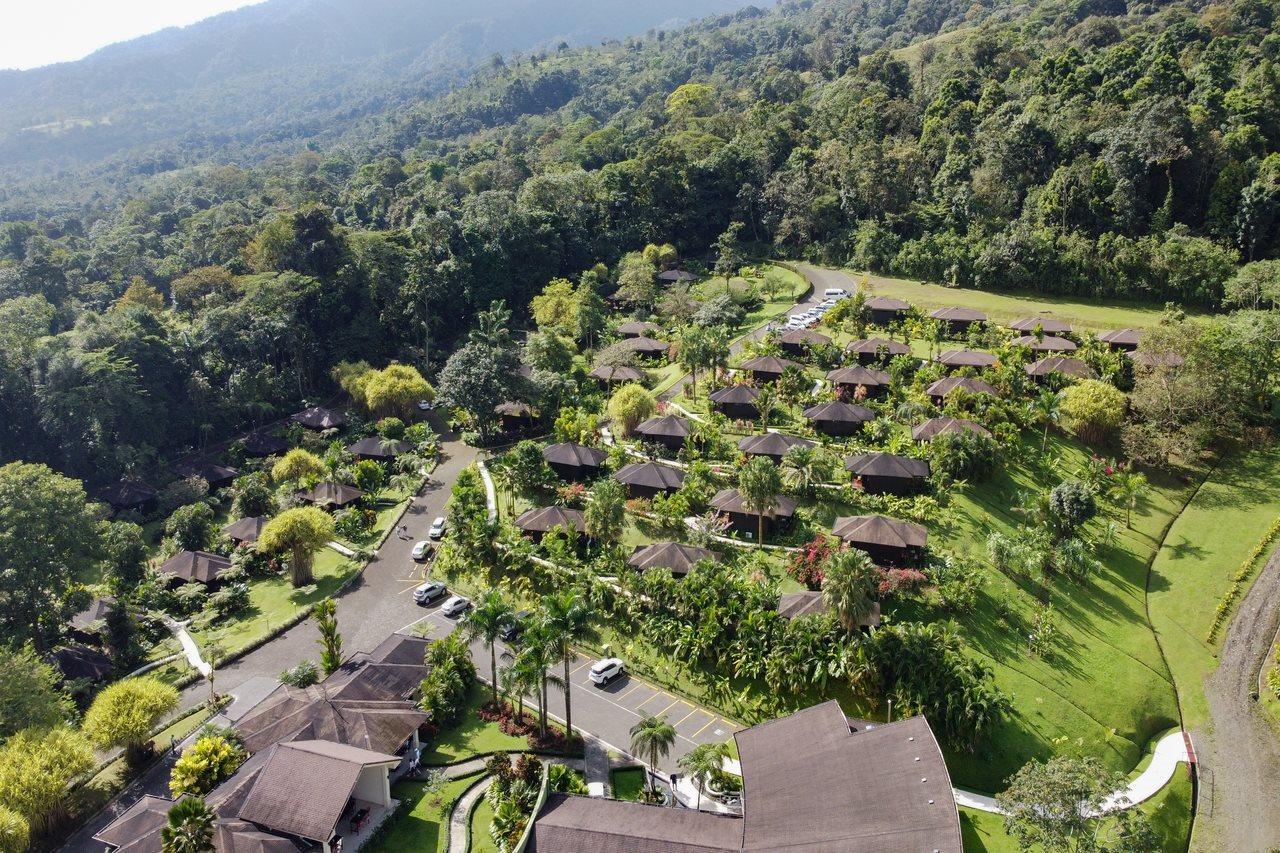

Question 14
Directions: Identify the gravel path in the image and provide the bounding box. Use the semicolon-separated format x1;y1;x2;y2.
1193;546;1280;851
447;774;492;851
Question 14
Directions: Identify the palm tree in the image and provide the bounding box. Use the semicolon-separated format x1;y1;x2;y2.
161;796;215;853
678;742;730;810
1031;390;1061;452
541;591;591;739
781;445;822;496
821;547;879;633
629;715;677;796
463;589;515;704
505;623;562;740
738;456;782;545
1109;470;1149;528
499;657;538;722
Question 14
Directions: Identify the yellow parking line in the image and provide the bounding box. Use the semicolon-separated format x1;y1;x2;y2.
691;717;723;738
673;707;704;728
635;691;669;711
653;698;685;718
616;683;644;701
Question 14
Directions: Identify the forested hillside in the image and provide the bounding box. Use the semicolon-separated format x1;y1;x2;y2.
0;0;755;194
1;0;1278;484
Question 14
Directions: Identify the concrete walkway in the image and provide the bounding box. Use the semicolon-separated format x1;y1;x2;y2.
476;457;498;523
447;774;492;851
166;619;211;678
954;730;1191;815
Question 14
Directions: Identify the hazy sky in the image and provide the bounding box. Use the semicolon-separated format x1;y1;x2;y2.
1;0;266;70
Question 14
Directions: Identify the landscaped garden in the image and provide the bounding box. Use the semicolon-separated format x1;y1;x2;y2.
421;253;1280;851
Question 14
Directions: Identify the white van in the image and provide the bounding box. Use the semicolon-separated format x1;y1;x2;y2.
824;287;849;298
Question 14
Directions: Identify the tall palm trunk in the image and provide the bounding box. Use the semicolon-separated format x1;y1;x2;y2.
489;644;499;703
563;650;573;737
539;673;548;738
757;512;765;545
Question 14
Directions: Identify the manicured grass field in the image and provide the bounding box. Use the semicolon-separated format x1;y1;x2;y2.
186;545;360;662
420;687;529;765
366;771;482;853
1147;445;1280;728
916;432;1189;792
610;766;647;801
468;795;500;853
960;770;1192;852
847;268;1190;332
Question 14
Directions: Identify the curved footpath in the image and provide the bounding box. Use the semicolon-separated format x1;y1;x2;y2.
1192;546;1280;850
447;775;492;852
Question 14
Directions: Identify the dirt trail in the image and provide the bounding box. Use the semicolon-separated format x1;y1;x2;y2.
1193;547;1280;851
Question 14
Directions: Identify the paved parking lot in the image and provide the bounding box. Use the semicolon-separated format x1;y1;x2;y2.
408;606;740;773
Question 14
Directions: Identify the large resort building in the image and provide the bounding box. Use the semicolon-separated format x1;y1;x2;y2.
93;635;432;853
531;701;962;852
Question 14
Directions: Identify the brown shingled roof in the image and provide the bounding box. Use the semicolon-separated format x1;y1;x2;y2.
708;384;761;405
846;337;910;358
290;406;347;430
235;741;399;843
1025;356;1095;378
613;461;685;491
515;505;586;534
844;452;929;480
589;364;647;383
617;320;662;337
634;414;692;439
1010;334;1077;353
825;366;891;388
709;489;797;520
159;550;232;585
936;349;997;368
296;481;364;508
346;436;412;459
929;306;987;323
925;376;999;399
911;417;992;442
737;432;814;460
616;336;670;356
1009;316;1072;333
1100;328;1143;347
740;355;799;377
627;542;719;576
832;514;927;549
777;328;831;347
224;516;269;545
542;442;608;469
534;793;744;852
802;400;875;424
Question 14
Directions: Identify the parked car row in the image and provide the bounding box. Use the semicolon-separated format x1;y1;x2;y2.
782;287;847;331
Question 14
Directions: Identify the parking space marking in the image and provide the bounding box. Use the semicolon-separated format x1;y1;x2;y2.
673;707;703;728
635;690;672;712
569;660;591;676
691;716;722;738
653;698;684;718
616;683;644;702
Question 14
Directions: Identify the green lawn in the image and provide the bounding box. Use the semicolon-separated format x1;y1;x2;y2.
366;771;483;853
916;432;1190;792
468;795;500;853
846;269;1189;333
1147;445;1280;729
610;767;647;801
420;686;529;765
960;771;1192;852
186;546;360;664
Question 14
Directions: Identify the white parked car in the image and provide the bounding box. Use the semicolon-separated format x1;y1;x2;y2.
413;581;447;605
787;313;810;325
441;595;471;617
824;287;849;298
588;657;626;686
411;540;431;561
428;517;446;540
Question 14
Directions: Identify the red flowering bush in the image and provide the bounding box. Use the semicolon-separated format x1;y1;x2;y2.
878;567;929;598
788;535;834;590
556;482;587;508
